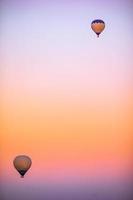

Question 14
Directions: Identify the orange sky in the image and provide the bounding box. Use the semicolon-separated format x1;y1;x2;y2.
0;0;133;186
1;85;132;180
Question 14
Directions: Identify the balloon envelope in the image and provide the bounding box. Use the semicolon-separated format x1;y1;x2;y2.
91;19;105;37
13;155;32;178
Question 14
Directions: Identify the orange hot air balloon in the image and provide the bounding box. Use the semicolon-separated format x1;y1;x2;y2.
91;19;105;37
13;155;32;178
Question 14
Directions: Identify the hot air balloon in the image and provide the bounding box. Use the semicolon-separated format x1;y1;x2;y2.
13;155;32;178
91;19;105;37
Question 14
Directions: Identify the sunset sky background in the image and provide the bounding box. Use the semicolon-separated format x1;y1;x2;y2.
0;0;133;199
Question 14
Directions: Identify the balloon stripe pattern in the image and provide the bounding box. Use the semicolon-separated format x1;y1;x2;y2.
91;19;105;37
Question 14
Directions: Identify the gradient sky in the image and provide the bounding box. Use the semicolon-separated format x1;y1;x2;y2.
0;0;133;199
